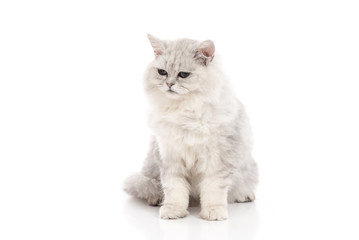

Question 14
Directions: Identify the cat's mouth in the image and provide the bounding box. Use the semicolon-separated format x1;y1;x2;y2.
167;89;177;94
165;89;182;98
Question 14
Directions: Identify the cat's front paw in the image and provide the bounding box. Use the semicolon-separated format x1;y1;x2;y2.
200;205;228;221
159;204;188;219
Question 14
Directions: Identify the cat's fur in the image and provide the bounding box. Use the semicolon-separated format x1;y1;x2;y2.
124;34;258;221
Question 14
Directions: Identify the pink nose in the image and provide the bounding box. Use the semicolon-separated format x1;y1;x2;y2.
167;83;175;88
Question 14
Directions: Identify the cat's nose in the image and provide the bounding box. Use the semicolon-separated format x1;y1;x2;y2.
166;83;175;88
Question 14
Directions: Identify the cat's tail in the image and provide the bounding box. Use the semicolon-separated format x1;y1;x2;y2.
123;172;163;206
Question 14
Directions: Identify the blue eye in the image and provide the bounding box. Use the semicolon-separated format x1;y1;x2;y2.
158;69;167;76
178;72;190;78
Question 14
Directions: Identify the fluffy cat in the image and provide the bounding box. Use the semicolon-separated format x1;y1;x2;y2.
124;34;258;221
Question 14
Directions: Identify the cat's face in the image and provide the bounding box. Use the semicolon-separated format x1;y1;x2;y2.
145;35;215;100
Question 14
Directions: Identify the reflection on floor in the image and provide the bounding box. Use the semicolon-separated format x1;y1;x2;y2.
122;196;259;240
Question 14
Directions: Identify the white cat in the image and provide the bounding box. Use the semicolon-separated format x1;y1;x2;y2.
124;34;258;221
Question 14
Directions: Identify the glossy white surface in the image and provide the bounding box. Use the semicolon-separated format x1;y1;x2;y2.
1;0;359;239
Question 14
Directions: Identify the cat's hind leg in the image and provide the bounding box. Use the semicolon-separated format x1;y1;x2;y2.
228;186;255;203
228;162;258;203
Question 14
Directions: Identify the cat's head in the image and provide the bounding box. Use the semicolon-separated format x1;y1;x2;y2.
144;34;217;101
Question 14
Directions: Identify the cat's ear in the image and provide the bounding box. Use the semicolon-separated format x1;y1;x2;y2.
195;40;215;65
147;34;165;56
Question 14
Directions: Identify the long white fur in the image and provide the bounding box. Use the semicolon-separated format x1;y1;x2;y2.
124;35;258;221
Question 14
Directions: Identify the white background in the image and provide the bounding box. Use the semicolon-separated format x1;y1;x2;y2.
1;0;358;239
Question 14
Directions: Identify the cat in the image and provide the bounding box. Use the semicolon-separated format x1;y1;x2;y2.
124;34;258;221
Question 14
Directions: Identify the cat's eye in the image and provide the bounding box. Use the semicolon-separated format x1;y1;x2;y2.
158;69;167;76
178;72;190;78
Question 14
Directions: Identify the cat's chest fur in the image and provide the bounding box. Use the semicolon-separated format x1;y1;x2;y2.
150;103;218;170
151;103;214;139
